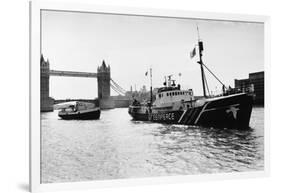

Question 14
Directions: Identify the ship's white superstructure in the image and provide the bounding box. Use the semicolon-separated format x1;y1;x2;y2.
152;76;195;111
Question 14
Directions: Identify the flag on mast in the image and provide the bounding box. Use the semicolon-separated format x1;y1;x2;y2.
190;47;196;59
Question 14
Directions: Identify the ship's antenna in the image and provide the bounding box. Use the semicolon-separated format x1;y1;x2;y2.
178;73;182;85
196;23;201;40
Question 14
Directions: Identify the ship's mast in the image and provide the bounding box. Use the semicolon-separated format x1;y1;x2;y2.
198;41;207;97
197;26;207;97
192;25;227;97
150;68;153;106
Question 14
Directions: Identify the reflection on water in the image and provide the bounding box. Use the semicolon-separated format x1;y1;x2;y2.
41;107;264;183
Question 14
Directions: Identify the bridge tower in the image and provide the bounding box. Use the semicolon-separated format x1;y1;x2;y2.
97;60;114;109
40;54;54;111
97;60;111;98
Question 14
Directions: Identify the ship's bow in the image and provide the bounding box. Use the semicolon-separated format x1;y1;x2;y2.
192;93;253;129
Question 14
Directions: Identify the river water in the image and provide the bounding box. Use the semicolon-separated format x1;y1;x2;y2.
41;107;264;183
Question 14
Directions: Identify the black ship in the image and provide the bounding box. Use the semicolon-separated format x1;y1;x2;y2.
128;36;253;129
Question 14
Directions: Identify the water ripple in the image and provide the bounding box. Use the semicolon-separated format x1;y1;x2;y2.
41;107;264;183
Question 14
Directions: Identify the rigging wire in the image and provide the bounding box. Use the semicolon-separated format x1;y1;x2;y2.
203;72;211;96
201;62;226;88
196;60;224;96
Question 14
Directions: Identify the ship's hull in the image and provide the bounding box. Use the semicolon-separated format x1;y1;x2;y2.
58;109;101;120
129;93;253;129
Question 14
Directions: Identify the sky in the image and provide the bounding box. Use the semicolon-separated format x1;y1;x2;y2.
41;10;264;99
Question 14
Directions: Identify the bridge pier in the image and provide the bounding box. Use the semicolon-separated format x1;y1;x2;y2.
99;98;115;109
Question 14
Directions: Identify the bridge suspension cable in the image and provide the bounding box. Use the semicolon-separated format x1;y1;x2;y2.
110;79;126;93
110;79;127;95
110;83;125;95
110;78;127;95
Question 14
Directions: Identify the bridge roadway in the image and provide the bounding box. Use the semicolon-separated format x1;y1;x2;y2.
49;70;97;78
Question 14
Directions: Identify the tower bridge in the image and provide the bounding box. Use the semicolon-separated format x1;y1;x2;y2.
49;70;97;78
40;55;130;112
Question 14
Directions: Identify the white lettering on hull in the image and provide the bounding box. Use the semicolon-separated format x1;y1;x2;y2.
151;113;175;121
